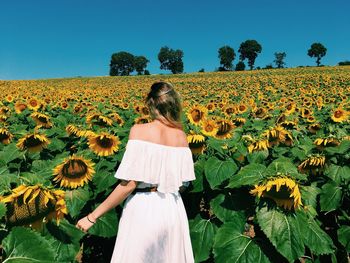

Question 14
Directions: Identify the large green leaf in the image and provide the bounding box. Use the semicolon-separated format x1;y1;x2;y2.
299;183;320;209
265;157;307;181
92;171;117;194
319;181;342;212
0;173;20;195
324;164;350;183
337;225;350;252
0;143;24;163
189;215;218;263
88;208;118;238
247;150;269;164
210;193;246;223
2;226;56;263
204;156;238;189
0;202;7;219
213;218;270;263
256;206;304;262
65;186;91;218
295;209;335;255
227;163;266;188
191;161;204;193
325;140;350;154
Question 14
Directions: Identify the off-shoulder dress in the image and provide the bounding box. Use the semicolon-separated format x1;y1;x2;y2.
110;139;196;263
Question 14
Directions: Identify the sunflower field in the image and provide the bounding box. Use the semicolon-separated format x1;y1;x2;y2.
0;66;349;262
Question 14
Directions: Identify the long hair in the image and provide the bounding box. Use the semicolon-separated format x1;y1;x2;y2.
145;81;184;130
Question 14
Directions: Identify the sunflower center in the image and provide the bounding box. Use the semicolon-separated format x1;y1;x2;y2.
97;136;114;148
334;110;343;118
191;109;203;122
264;185;292;199
24;135;46;148
62;159;89;178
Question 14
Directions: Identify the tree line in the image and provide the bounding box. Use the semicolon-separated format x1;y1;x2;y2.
109;40;335;76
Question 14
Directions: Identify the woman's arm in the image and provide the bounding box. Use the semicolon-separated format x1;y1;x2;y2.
76;180;137;232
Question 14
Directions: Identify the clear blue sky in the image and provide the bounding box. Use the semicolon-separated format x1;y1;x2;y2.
0;0;349;80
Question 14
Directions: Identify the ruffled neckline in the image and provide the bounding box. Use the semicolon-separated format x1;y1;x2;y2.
128;139;191;150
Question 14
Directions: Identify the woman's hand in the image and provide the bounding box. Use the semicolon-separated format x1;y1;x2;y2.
75;215;96;233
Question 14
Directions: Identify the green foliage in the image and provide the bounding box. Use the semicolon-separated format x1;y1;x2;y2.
307;42;327;66
2;226;56;262
158;46;184;74
238;39;262;70
218;45;235;71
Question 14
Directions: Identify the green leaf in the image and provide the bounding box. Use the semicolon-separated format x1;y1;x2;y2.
325;140;350;154
337;225;350;252
189;215;218;263
191;159;205;193
88;208;118;238
2;226;56;263
0;202;7;219
65;187;91;218
324;164;350;183
295;209;335;255
46;138;66;152
247;150;269;164
299;182;320;209
92;171;117;194
256;206;304;262
213;219;269;263
210;194;246;223
319;182;342;212
204;156;238;189
0;173;20;195
0;143;24;163
227;163;266;188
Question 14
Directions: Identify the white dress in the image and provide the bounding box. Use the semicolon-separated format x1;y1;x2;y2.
110;139;196;263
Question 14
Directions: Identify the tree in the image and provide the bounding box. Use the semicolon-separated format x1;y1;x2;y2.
238;40;262;70
235;61;245;71
274;52;286;68
307;43;327;66
134;56;150;75
218;45;235;71
158;46;184;74
109;51;135;76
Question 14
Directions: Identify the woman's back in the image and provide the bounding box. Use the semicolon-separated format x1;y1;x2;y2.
131;119;189;148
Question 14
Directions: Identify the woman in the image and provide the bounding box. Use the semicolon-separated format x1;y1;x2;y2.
76;81;196;262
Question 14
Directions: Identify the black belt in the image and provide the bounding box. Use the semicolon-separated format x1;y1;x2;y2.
131;186;158;194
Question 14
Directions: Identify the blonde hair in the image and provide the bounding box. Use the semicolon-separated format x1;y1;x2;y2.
145;81;184;129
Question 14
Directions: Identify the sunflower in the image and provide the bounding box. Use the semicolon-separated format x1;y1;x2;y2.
16;133;50;152
15;101;28;114
200;118;219;137
53;155;95;188
65;124;94;138
109;113;124;126
187;132;206;154
186;105;208;125
232;117;246;127
237;103;248;114
0;114;8;123
331;107;348;123
314;137;340;148
247;139;270;153
0;184;68;229
280;120;297;130
262;125;292;147
214;119;235;139
87;132;121;156
30;112;53;128
308;123;321;134
86;113;113;127
249;177;303;210
298;154;326;175
0;128;13;144
27;97;42;111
